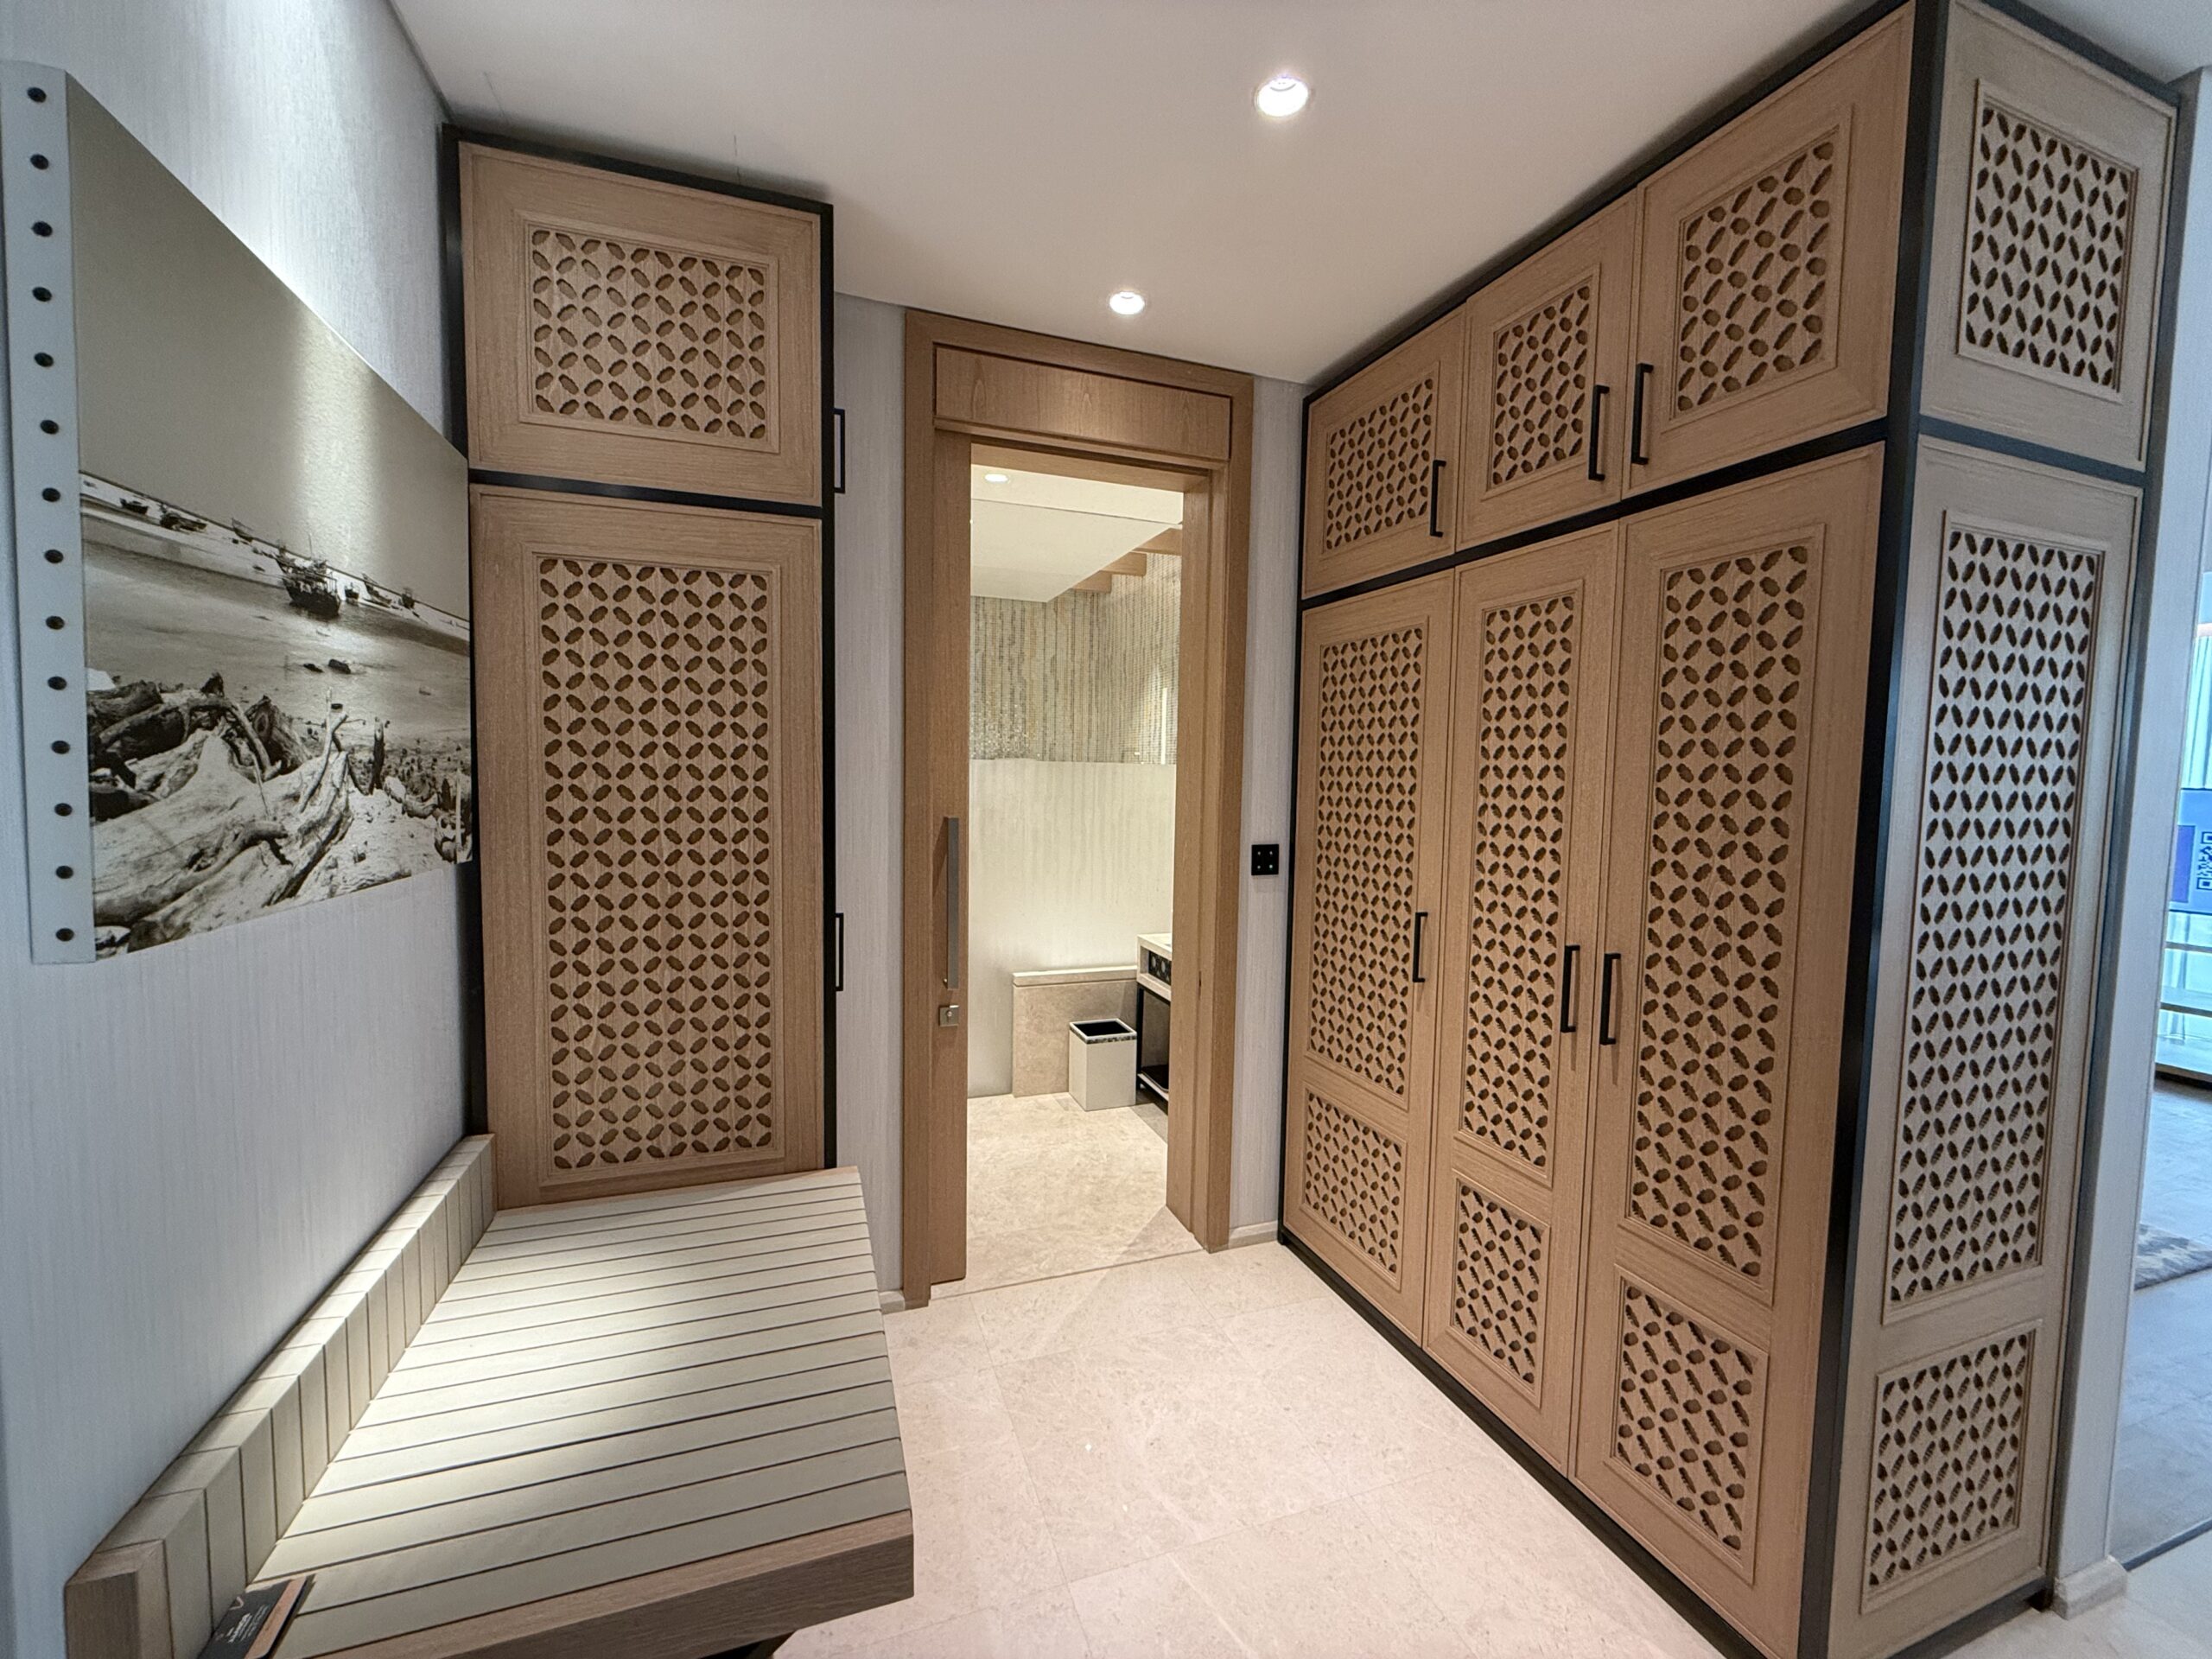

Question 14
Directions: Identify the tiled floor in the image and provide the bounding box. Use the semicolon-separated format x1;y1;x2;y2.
939;1092;1199;1297
786;1243;2212;1658
2115;1081;2212;1560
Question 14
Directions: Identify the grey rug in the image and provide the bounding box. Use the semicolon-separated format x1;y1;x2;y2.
2136;1224;2212;1290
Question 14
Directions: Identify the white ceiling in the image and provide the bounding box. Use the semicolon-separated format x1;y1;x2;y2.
396;0;2212;385
969;466;1181;602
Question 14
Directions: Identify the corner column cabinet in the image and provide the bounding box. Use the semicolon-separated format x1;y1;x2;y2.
458;138;835;1208
1284;6;2172;1658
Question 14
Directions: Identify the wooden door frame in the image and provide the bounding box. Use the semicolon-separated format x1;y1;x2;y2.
899;310;1254;1305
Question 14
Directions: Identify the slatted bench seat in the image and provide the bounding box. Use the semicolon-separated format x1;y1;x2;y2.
66;1145;912;1659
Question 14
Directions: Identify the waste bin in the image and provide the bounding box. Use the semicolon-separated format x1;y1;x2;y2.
1067;1017;1136;1111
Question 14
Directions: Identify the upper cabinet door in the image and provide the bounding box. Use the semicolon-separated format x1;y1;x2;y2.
1459;200;1639;548
1303;312;1467;598
1626;7;1910;494
1921;1;2174;469
461;144;823;504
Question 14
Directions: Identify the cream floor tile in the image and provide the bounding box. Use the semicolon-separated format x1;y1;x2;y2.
892;1363;1018;1459
880;1292;998;1385
1165;1496;1472;1658
1068;1554;1255;1658
966;1254;1224;1363
1959;1598;2212;1659
836;1584;1095;1659
2126;1531;2212;1635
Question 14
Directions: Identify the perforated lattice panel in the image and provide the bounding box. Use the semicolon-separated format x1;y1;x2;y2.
536;556;781;1171
1675;133;1840;413
1451;1179;1548;1389
1489;282;1594;488
1321;378;1437;551
1885;526;2101;1306
1611;1277;1770;1560
1300;1089;1407;1281
528;226;775;443
1629;543;1812;1283
1307;625;1427;1096
1460;591;1577;1171
1961;96;2136;393
1862;1332;2035;1600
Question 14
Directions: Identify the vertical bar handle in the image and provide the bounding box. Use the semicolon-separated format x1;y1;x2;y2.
1558;943;1580;1033
1629;365;1653;467
1412;910;1429;984
1586;386;1609;482
1427;459;1446;537
944;816;962;990
834;912;846;994
1598;950;1622;1046
832;407;848;495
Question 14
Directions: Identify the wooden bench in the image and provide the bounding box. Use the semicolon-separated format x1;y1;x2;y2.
65;1143;912;1659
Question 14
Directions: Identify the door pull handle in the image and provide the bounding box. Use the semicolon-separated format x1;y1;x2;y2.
1412;910;1429;984
1558;943;1580;1033
1629;364;1653;467
1586;386;1609;483
1598;950;1622;1046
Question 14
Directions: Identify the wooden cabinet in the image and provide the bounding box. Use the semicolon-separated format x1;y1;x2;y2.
460;143;823;504
1458;201;1639;548
1418;528;1617;1465
1283;574;1456;1332
1302;314;1465;597
472;487;824;1209
1920;1;2174;468
1570;449;1880;1659
1625;10;1910;493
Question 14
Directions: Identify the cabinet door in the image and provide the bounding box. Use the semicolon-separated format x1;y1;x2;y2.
1459;201;1638;548
461;144;823;504
1284;575;1456;1334
473;487;823;1209
1572;449;1880;1659
1625;9;1909;493
1420;529;1618;1467
1303;313;1466;597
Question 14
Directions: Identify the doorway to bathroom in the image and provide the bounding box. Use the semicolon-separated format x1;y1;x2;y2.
953;460;1192;1293
899;312;1254;1306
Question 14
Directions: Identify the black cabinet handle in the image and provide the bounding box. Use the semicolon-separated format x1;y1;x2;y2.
834;911;845;993
832;407;847;495
1558;944;1580;1033
1412;910;1429;984
1428;459;1446;537
1629;365;1653;467
1586;385;1609;483
1598;950;1622;1046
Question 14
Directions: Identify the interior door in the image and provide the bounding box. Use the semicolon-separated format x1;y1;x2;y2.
1570;448;1879;1659
472;486;824;1210
1421;528;1618;1467
1283;573;1456;1336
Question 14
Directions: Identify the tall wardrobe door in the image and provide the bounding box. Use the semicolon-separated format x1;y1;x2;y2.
1572;448;1881;1659
1420;529;1618;1466
1826;444;2137;1659
1302;314;1466;598
473;487;824;1209
1284;574;1456;1334
1457;200;1638;548
1625;6;1909;494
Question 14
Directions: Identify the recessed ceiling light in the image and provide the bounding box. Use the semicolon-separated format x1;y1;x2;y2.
982;471;1009;484
1255;73;1310;119
1109;289;1147;317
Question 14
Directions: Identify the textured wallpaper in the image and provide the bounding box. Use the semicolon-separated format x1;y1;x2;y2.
971;553;1181;764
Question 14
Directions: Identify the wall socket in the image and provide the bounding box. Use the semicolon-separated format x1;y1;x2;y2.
1250;843;1281;877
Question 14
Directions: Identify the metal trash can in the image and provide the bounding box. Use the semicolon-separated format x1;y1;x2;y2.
1067;1018;1137;1111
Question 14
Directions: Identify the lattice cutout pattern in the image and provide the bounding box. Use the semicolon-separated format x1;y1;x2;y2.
1675;132;1840;412
1611;1278;1769;1560
1886;527;2101;1306
1461;592;1576;1170
1629;543;1813;1282
1300;1090;1406;1281
1490;282;1594;488
1961;96;2137;392
528;226;773;442
1308;626;1426;1096
1322;378;1437;551
536;557;780;1170
1451;1179;1547;1389
1864;1333;2035;1598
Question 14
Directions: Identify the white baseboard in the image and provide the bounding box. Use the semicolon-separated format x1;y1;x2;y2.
2051;1555;2128;1618
878;1290;908;1315
1225;1222;1280;1249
